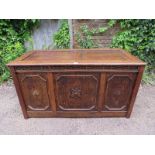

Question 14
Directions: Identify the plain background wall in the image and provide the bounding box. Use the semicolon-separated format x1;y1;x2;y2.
25;19;60;50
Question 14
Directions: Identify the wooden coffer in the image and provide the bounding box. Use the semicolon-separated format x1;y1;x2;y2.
7;49;146;118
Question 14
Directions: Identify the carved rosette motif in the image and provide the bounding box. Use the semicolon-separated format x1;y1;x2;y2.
55;74;99;111
69;87;81;99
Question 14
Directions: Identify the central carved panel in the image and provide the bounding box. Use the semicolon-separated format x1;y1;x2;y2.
55;74;99;111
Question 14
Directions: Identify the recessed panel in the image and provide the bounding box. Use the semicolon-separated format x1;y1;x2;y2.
18;73;51;111
55;73;99;111
104;73;136;111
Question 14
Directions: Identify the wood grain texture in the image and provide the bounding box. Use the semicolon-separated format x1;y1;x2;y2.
104;73;136;111
7;48;146;66
27;111;127;118
18;73;51;111
47;73;57;113
54;73;99;111
9;67;28;119
126;66;145;118
7;49;146;118
98;73;107;111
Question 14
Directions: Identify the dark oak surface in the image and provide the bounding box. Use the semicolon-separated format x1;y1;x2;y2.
7;48;146;118
55;73;99;111
7;48;146;66
18;73;51;111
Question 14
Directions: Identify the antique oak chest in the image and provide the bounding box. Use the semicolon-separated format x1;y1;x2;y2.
7;49;146;118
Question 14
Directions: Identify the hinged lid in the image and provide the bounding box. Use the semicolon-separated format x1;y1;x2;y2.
7;48;146;66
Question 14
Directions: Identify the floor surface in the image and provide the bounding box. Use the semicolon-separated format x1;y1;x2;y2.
0;82;155;135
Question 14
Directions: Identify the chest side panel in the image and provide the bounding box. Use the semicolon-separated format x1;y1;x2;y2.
17;73;51;111
103;72;137;111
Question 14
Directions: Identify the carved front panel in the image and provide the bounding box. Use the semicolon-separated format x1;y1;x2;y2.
18;73;51;111
104;73;136;111
54;73;99;111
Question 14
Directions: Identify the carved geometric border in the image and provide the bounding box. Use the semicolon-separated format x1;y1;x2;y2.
21;74;50;111
56;74;98;82
21;74;46;82
105;74;133;111
56;74;98;111
107;74;133;82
